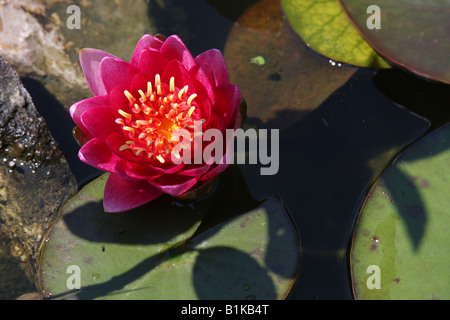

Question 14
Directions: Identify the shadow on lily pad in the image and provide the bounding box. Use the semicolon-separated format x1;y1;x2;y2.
38;166;300;299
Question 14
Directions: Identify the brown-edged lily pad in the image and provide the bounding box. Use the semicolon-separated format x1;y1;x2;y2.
224;0;356;129
340;0;450;84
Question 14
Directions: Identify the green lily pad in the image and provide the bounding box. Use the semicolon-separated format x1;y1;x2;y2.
351;124;450;300
38;170;300;299
224;0;356;129
281;0;390;68
340;0;450;84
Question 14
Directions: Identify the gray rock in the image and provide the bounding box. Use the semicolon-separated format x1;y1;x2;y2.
0;0;157;109
0;56;77;298
0;0;91;108
0;56;65;165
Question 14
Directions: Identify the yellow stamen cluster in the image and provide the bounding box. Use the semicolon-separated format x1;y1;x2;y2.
115;74;199;163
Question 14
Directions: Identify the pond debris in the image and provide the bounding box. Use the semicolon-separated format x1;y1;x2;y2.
16;292;43;300
250;56;266;66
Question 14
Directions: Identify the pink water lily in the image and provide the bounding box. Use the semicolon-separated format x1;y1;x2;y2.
70;34;242;212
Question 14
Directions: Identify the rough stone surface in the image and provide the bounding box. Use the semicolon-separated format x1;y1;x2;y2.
0;0;91;107
0;0;156;109
0;56;66;165
0;56;77;297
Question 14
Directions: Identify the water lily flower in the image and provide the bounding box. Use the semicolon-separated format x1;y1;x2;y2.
70;34;242;212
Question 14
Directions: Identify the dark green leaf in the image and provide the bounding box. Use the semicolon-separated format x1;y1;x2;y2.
340;0;450;83
38;168;300;299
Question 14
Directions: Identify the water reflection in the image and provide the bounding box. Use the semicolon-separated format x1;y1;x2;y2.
240;68;430;299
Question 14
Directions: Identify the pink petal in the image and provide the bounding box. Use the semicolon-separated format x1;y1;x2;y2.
80;49;119;96
199;162;229;182
178;162;212;177
148;174;199;197
189;64;216;105
199;107;243;182
231;102;244;130
160;35;195;70
70;95;109;138
194;49;230;87
100;57;138;94
161;59;196;94
104;173;162;212
115;160;162;182
179;179;209;195
138;49;168;81
80;106;122;141
130;73;152;95
206;112;224;131
148;162;185;174
79;138;121;172
106;133;141;164
108;73;151;110
188;94;211;128
199;161;229;181
130;34;164;67
214;84;241;130
109;85;131;109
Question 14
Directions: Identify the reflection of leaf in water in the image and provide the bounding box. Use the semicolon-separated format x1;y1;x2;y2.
223;0;356;130
235;67;431;299
373;68;450;132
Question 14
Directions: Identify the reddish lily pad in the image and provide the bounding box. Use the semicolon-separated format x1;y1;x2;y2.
224;0;356;129
351;124;450;299
340;0;450;84
38;168;300;299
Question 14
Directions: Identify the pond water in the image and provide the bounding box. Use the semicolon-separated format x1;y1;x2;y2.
1;0;449;300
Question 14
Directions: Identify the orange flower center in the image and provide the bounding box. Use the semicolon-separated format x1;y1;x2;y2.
115;74;200;163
